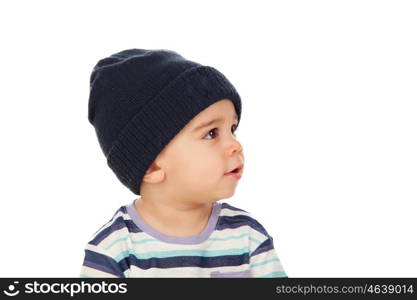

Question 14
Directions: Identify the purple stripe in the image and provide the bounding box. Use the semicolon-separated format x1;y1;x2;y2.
210;269;252;278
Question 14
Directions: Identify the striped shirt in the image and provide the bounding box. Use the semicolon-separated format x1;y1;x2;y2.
80;199;287;278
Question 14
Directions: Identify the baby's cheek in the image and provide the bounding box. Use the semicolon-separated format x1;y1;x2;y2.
171;149;221;181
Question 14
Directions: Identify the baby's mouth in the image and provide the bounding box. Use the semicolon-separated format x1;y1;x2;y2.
224;164;244;176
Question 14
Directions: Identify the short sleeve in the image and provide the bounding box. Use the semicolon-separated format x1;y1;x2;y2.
249;236;287;278
80;248;126;278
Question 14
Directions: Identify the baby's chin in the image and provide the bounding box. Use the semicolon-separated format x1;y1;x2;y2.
211;185;239;201
167;177;239;202
187;188;236;204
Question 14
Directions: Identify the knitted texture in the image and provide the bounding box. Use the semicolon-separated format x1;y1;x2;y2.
88;49;242;195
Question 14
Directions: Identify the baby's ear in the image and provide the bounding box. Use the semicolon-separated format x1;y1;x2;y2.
144;161;158;175
142;161;165;183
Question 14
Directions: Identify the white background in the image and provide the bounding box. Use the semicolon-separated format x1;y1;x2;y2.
0;0;416;277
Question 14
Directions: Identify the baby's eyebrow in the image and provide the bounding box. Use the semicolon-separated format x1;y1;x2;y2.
192;114;238;132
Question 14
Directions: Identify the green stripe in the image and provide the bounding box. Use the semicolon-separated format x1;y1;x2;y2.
105;233;253;251
251;257;280;268
105;237;158;250
208;233;249;241
260;271;287;278
249;236;262;245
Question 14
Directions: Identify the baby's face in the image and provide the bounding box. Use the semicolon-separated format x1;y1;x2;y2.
151;99;244;202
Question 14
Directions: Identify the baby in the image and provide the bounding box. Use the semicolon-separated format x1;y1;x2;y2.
80;48;287;278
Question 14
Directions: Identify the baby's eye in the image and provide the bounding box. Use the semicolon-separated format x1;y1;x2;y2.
203;124;238;140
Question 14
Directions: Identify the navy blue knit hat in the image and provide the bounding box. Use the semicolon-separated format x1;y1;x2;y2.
88;48;242;195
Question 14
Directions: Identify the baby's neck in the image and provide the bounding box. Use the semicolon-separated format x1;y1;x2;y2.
134;197;214;237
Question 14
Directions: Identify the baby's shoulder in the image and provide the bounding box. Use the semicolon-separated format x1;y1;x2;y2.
84;204;135;252
219;202;270;237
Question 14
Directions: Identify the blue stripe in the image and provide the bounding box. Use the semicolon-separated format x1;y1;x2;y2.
118;252;250;270
221;202;248;213
114;246;249;261
82;249;127;278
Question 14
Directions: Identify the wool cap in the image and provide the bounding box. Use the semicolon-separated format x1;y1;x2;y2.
88;48;242;195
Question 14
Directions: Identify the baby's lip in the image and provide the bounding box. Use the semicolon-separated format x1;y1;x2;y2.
225;163;244;175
